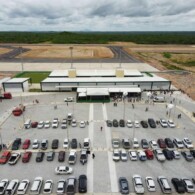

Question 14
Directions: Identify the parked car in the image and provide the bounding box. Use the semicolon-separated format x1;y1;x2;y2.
137;150;147;161
52;118;59;128
0;179;9;195
66;176;77;195
159;118;168;128
80;149;88;165
134;120;140;128
145;149;154;160
64;97;74;102
120;150;128;161
190;150;195;158
148;118;156;128
41;139;48;150
182;178;195;193
37;121;44;129
52;139;59;149
167;119;175;128
5;179;19;195
129;151;137;161
162;149;173;160
122;139;131;149
113;119;119;127
119;119;125;127
78;175;87;193
157;139;167;149
173;138;184;149
12;138;21;150
31;121;38;128
157;176;172;194
182;151;193;162
171;150;181;159
132;175;144;194
132;138;139;149
56;179;66;194
8;152;21;165
164;138;174;148
58;151;65;162
106;120;112;127
141;139;149;149
22;151;32;163
183;137;194;149
112;149;120;161
17;179;30;195
55;166;73;175
149;140;158;150
171;178;185;194
67;113;73;122
71;119;77;127
22;139;31;149
126;120;133;128
43;180;53;194
32;139;39;149
140;120;148;128
119;177;129;194
0;151;11;164
83;138;90;149
47;151;55;161
79;121;86;128
63;138;69;149
154;149;166;162
36;152;44;162
30;177;43;195
71;139;77;149
68;150;77;164
145;177;156;192
61;119;67;129
44;120;50;128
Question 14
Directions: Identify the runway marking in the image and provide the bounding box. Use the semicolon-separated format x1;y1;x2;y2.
102;104;118;193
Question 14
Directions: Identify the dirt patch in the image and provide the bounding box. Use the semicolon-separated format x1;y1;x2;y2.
0;72;15;79
0;48;12;55
17;45;113;59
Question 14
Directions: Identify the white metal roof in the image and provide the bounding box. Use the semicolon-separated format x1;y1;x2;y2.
124;69;143;76
4;78;30;83
49;70;69;77
87;88;109;96
108;88;141;93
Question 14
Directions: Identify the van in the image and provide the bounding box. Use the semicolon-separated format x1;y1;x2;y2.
30;177;43;195
157;176;172;194
24;119;31;129
153;96;165;102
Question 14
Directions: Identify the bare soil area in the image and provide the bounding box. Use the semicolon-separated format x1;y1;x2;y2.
17;45;113;59
0;48;11;55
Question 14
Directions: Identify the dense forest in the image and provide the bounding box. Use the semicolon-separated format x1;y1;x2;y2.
0;31;195;44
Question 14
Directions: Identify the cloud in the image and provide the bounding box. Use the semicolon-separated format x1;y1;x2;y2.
0;0;195;31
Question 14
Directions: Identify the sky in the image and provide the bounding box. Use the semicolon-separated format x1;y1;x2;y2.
0;0;195;31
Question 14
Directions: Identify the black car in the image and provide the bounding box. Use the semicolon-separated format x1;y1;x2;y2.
140;121;148;128
36;152;44;162
113;119;119;127
52;139;59;149
106;120;112;127
182;151;193;162
171;178;185;194
165;138;174;148
78;175;87;193
119;119;125;127
141;139;149;149
119;177;129;194
148;118;156;128
58;151;65;162
12;138;21;150
190;150;195;158
71;138;78;149
163;149;173;160
80;149;88;165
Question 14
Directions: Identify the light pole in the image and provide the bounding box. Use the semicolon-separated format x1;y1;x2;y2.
69;46;73;69
123;92;128;120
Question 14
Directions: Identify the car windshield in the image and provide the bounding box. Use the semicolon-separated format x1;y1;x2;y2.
169;121;174;124
134;141;138;144
122;153;126;157
121;182;128;189
114;153;119;157
177;141;182;144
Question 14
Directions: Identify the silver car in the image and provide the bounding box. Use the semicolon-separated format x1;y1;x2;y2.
132;175;144;194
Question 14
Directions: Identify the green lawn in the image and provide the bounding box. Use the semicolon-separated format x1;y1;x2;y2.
15;71;50;83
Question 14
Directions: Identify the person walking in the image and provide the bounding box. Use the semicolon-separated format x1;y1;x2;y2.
92;153;95;159
100;126;103;131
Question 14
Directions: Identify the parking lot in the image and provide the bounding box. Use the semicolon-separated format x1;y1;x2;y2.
0;92;195;194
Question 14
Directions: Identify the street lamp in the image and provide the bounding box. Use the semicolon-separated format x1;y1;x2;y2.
69;47;73;69
123;92;128;120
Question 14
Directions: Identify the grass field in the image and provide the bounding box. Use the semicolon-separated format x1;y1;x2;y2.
15;71;50;83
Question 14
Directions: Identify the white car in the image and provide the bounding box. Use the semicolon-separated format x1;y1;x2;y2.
160;118;168;128
55;166;73;175
43;180;53;194
126;120;133;128
120;149;128;161
137;150;147;161
71;119;77;127
129;151;137;161
61;119;67;129
63;138;69;149
173;138;184;149
154;149;166;162
172;150;181;159
149;140;158;150
112;149;120;161
182;178;195;193
30;177;43;195
17;179;30;195
52;118;59;128
79;121;86;128
67;113;73;121
44;121;50;128
0;179;9;195
6;179;19;195
167;119;175;128
64;97;74;102
132;175;145;194
8;153;21;165
32;139;39;149
37;121;44;129
68;150;77;164
145;177;156;192
56;179;66;194
132;138;139;148
83;138;90;149
134;120;140;128
183;138;194;149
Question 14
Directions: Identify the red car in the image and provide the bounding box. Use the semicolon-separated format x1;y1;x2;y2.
157;139;167;149
31;122;38;128
22;139;31;149
22;151;32;163
0;151;11;164
145;149;154;160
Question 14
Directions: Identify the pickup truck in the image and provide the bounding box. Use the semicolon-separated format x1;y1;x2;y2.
8;153;21;165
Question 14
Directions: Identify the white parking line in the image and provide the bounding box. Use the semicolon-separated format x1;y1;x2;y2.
102;104;118;193
87;103;94;193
